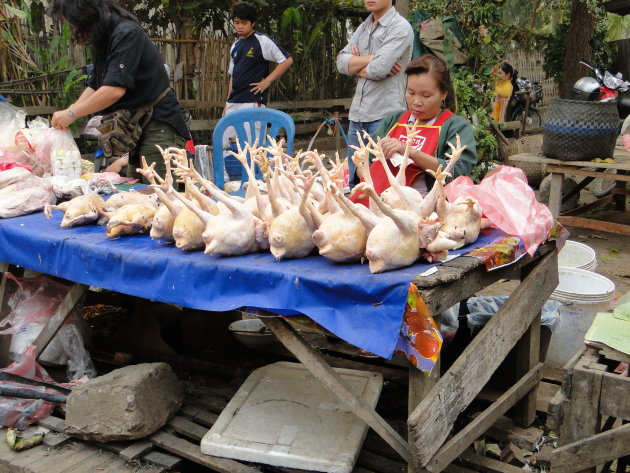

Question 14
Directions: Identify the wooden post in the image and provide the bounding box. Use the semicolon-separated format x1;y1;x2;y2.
548;172;564;217
34;284;87;360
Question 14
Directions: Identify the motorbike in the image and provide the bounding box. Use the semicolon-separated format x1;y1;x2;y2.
571;40;630;120
508;76;543;126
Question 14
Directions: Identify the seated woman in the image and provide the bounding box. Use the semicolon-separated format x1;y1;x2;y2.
492;62;516;123
353;54;477;200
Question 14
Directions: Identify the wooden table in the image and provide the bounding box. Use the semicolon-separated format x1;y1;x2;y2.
0;238;558;473
257;243;558;472
512;147;630;235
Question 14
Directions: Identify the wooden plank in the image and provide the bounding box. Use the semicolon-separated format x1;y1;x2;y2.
424;363;544;472
149;430;260;473
8;444;52;470
190;119;219;131
413;243;556;316
43;432;71;448
556;216;630;236
35;444;96;473
599;372;630;419
261;315;413;465
166;415;208;442
536;380;560;414
37;415;65;432
562;195;614;216
356;449;407;473
545;165;630;181
551;422;630;473
269;98;352;110
143;450;182;469
548;172;564;217
179;404;219;427
459;450;525;473
34;283;87;359
119;440;153;461
408;252;557;468
558;363;603;447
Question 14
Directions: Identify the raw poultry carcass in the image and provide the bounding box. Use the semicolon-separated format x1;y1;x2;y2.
425;158;482;254
44;193;106;227
312;185;367;263
104;190;159;210
361;130;425;216
100;203;157;238
0;187;56;218
418;135;466;219
0;169;56;218
267;165;319;261
170;160;267;256
353;182;420;273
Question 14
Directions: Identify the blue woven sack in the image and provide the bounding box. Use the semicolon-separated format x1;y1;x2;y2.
543;99;619;161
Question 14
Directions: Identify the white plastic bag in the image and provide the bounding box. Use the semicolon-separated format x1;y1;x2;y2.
49;129;82;180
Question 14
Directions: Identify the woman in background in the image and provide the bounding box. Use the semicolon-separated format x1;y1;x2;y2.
492;62;517;122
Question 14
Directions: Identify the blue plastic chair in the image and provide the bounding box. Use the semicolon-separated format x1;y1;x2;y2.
212;108;295;192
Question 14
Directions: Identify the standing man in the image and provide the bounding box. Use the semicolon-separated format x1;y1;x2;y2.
337;0;413;186
223;3;293;141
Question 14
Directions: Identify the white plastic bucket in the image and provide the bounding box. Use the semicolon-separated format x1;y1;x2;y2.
545;267;615;370
558;240;597;271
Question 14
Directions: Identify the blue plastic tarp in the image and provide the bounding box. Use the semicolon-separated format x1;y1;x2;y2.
0;211;507;358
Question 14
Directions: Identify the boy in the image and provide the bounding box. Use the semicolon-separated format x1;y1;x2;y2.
225;2;293;113
221;2;293;181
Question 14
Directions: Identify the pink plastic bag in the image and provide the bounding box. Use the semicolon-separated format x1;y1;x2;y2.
444;165;554;256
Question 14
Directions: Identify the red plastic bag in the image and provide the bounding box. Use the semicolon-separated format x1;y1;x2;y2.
444;165;554;256
0;161;33;173
0;346;56;429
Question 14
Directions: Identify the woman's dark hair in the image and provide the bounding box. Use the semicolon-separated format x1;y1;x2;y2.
405;54;456;110
49;0;139;64
231;2;258;23
499;62;518;90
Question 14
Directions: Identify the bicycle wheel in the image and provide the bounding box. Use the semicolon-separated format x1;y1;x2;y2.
511;109;542;127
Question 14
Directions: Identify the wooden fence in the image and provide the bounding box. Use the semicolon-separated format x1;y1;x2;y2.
507;49;558;107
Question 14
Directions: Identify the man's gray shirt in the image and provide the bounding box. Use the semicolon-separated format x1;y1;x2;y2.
337;7;413;123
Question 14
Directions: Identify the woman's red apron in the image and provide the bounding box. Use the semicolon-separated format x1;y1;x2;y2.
351;109;453;206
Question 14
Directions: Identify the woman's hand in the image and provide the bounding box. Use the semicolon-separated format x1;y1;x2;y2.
380;137;405;159
51;109;76;130
104;155;129;174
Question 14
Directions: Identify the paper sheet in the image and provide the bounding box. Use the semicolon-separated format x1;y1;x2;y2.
584;312;630;356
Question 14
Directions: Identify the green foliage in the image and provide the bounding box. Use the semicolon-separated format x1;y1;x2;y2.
540;0;615;87
410;0;505;179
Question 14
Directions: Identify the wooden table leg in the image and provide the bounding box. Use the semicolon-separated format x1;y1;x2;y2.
408;359;440;473
34;283;87;361
261;316;413;465
548;172;564;217
515;261;542;428
613;175;627;211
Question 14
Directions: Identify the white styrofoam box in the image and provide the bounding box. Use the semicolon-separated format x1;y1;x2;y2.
201;361;383;473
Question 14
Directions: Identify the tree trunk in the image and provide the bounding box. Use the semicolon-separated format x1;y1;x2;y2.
560;0;595;98
396;0;409;19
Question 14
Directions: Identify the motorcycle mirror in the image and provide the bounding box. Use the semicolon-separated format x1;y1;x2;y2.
589;38;602;50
